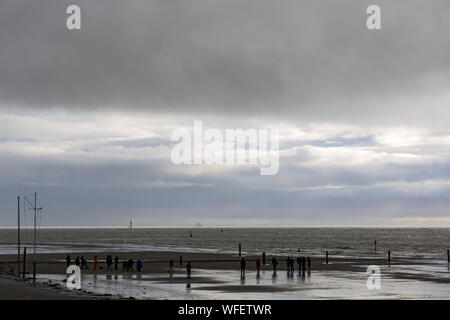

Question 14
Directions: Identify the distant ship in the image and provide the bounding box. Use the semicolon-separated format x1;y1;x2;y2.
195;222;202;227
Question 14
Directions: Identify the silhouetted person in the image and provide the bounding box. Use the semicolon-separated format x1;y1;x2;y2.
136;259;143;272
66;254;71;268
256;258;261;276
271;257;278;273
106;255;113;271
286;257;290;273
301;256;306;275
75;256;80;267
169;259;174;273
128;259;134;271
93;255;98;271
114;256;119;270
296;257;302;275
307;257;311;272
122;260;127;271
186;261;192;278
81;256;87;270
240;258;246;277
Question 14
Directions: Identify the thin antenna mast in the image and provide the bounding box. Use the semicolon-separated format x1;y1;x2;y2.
34;192;37;254
17;196;20;277
24;193;43;255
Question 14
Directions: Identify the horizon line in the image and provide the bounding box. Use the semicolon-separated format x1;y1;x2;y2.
0;225;449;229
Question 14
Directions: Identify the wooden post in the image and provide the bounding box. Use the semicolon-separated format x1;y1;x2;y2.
179;255;182;267
326;251;329;264
33;261;36;283
239;243;241;257
262;252;266;266
22;247;26;281
388;250;391;266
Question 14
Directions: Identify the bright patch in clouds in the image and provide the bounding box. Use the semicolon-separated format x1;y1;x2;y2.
1;109;450;226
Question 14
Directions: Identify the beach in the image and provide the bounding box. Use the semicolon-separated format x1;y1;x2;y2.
1;249;449;299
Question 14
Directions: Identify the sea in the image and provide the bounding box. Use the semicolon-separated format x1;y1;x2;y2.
0;227;448;261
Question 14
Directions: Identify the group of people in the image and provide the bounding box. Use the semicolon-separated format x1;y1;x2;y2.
122;258;143;272
239;256;312;278
70;255;89;270
167;258;192;278
66;253;312;278
286;256;311;276
65;254;143;272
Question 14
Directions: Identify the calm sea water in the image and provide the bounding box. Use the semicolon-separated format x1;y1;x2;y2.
0;228;449;261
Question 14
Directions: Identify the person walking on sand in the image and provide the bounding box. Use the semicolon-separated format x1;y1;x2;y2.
66;254;71;268
271;257;278;273
107;255;113;271
286;257;290;273
297;257;302;275
93;255;98;271
307;257;311;272
128;259;134;271
106;255;113;271
114;256;119;271
291;258;295;274
301;256;306;275
169;259;174;273
75;256;80;267
136;259;143;272
256;258;261;276
287;257;294;276
240;258;246;277
186;261;192;278
81;256;87;270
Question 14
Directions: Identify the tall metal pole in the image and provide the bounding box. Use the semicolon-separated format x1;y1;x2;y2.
33;192;37;284
17;196;20;277
34;192;37;255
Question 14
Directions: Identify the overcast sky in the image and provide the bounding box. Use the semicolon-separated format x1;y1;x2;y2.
1;0;450;226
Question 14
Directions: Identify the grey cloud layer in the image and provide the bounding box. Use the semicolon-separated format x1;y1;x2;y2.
1;111;450;226
1;0;450;124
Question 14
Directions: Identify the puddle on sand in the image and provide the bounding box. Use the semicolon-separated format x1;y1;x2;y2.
37;264;450;300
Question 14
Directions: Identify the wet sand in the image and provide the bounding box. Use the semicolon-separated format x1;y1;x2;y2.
0;250;448;299
0;250;386;275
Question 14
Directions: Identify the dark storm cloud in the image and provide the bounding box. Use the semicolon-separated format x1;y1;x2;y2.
1;0;450;123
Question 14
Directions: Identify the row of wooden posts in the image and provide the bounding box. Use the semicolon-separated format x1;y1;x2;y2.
237;243;450;266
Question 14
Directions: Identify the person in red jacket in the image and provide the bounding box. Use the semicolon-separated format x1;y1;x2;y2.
93;255;98;271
